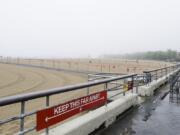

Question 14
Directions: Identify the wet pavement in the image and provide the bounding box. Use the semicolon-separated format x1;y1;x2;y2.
99;85;180;135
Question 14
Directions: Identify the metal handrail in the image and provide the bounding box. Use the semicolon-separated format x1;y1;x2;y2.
143;64;180;73
143;64;180;83
0;74;137;106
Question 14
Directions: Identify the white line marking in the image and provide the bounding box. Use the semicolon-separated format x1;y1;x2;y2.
46;97;105;122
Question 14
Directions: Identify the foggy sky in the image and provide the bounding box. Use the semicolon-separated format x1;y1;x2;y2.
0;0;180;58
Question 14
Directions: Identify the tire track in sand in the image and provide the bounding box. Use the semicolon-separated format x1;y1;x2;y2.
0;71;25;90
2;70;47;97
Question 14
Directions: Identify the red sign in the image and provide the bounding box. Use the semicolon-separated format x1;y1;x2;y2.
36;91;107;131
128;81;134;90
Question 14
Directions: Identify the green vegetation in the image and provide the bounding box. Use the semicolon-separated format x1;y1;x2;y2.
104;49;180;61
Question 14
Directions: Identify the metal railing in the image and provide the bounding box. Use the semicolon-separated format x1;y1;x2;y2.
87;73;140;100
143;64;180;84
169;71;180;103
1;61;179;135
0;74;137;135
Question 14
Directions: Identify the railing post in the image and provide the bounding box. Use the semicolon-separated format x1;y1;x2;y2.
135;76;139;94
155;71;158;80
146;72;151;85
46;96;50;135
104;83;108;91
104;82;108;105
87;75;90;95
123;79;126;96
20;101;25;135
132;76;134;93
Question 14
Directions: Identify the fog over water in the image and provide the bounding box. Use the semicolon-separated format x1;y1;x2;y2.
0;0;180;58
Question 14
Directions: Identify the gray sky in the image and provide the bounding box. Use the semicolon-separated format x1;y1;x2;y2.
0;0;180;58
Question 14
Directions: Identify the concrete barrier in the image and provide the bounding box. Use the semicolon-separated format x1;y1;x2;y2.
138;69;180;96
41;93;138;135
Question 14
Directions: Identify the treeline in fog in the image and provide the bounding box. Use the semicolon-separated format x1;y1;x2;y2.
103;49;180;61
